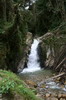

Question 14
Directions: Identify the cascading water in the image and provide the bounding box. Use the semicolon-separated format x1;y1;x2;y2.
22;39;41;73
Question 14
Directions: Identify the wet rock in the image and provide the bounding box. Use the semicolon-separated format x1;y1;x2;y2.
58;94;62;98
64;81;66;85
37;43;45;68
36;93;42;99
60;98;66;100
62;94;66;98
56;77;61;82
52;93;58;97
45;98;51;100
40;84;46;88
26;32;32;46
18;32;33;72
45;93;51;97
45;46;54;67
26;80;37;87
51;97;58;100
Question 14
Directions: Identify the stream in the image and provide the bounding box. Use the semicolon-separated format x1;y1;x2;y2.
20;69;66;99
20;39;66;99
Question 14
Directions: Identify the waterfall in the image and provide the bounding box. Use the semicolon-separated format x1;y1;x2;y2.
22;39;41;73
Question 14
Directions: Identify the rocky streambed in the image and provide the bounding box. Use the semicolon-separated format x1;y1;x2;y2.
20;69;66;100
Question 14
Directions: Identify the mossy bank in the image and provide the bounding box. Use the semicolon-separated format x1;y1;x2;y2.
0;70;42;100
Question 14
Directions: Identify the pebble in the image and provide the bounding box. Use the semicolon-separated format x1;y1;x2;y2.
58;94;62;98
50;97;58;100
26;80;37;87
52;93;57;97
46;98;51;100
45;93;51;97
62;94;66;98
36;94;41;99
60;98;66;100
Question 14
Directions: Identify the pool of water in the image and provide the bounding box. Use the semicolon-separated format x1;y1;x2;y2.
20;69;66;94
20;69;54;83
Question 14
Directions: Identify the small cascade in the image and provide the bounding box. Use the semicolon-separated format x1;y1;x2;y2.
22;39;41;73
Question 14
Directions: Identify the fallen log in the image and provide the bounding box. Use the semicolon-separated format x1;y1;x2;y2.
47;72;65;80
56;58;66;69
38;72;65;86
38;32;53;42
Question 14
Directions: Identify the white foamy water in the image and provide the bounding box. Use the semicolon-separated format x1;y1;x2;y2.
22;39;41;73
46;81;66;92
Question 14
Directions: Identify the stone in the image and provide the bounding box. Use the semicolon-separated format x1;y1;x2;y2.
36;94;42;99
46;98;51;100
45;93;51;97
52;93;57;97
58;94;62;98
64;81;66;85
26;80;37;87
60;98;65;100
51;97;58;100
18;32;33;72
62;94;66;98
26;32;32;46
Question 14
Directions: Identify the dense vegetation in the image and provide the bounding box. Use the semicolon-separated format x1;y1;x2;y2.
0;0;66;72
0;70;41;100
0;0;66;99
14;0;66;35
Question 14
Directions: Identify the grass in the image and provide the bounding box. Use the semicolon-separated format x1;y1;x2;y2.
0;70;42;100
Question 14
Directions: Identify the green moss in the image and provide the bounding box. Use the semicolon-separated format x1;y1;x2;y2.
0;70;42;100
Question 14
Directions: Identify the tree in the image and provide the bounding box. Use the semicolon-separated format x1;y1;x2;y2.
0;0;6;27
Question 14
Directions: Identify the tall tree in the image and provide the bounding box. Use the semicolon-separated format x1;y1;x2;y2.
0;0;6;23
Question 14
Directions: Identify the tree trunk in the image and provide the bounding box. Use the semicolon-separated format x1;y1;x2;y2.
56;0;66;21
0;0;6;22
6;0;14;22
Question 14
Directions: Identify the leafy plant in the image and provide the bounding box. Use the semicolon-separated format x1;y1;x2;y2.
0;78;15;94
0;70;42;100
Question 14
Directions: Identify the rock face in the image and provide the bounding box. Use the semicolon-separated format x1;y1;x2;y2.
37;43;46;68
45;46;54;68
37;32;54;69
18;32;33;72
39;32;66;72
39;43;54;69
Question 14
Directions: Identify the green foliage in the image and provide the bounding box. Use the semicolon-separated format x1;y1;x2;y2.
1;0;66;73
44;35;66;46
0;78;15;94
0;12;27;72
13;0;22;3
0;70;42;100
0;20;4;34
51;22;66;34
35;0;63;35
0;20;13;34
